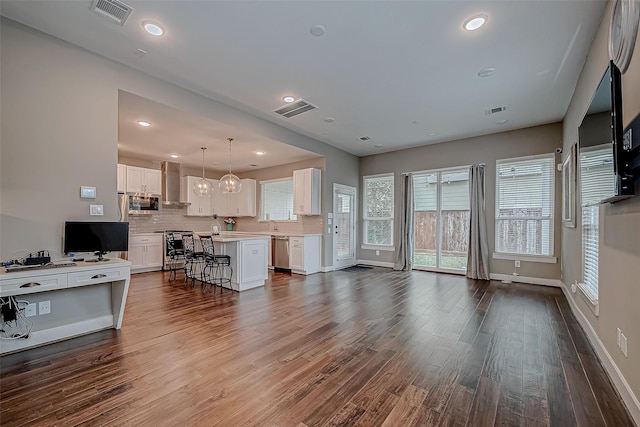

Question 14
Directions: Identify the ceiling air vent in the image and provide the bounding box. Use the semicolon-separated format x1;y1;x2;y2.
485;106;507;115
359;136;372;141
273;99;318;118
90;0;134;26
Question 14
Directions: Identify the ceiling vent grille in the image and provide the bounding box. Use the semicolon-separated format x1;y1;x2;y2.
90;0;134;25
485;106;507;115
359;136;372;141
274;99;318;118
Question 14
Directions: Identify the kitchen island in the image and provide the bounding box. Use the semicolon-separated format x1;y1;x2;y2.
196;233;269;292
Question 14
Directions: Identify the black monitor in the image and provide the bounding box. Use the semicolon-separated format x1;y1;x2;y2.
63;221;129;262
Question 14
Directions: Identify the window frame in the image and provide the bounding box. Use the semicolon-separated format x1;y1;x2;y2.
259;177;298;222
362;173;395;249
494;153;556;261
578;204;599;315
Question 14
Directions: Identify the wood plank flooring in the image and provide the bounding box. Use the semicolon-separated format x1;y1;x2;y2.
0;268;634;426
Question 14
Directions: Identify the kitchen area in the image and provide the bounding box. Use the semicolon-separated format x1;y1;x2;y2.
117;91;326;290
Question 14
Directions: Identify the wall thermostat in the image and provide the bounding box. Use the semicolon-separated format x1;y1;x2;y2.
80;186;96;199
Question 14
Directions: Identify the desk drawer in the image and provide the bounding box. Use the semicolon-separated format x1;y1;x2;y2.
0;273;68;297
68;266;128;288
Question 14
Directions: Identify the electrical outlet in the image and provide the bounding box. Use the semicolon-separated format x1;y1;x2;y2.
25;303;37;317
571;281;577;293
617;328;622;347
376;250;380;256
620;333;628;357
90;205;103;216
514;260;521;268
39;300;51;315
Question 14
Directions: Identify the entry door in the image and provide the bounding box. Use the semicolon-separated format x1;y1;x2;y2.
333;184;357;269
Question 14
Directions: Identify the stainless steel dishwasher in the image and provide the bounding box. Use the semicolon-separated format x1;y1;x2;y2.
272;236;290;271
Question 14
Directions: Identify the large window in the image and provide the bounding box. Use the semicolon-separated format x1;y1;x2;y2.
581;205;599;301
363;174;394;246
495;155;555;257
260;178;297;221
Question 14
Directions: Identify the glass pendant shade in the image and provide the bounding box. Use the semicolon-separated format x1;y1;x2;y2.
193;147;212;196
220;137;242;194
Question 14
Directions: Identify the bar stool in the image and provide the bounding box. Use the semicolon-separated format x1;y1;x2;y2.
182;233;205;288
200;235;232;294
166;232;185;282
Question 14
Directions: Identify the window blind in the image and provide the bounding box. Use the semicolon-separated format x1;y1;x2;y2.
582;205;599;300
261;179;296;221
495;155;555;256
580;145;615;206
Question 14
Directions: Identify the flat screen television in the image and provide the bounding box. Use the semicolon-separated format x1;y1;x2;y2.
578;60;634;206
63;221;129;262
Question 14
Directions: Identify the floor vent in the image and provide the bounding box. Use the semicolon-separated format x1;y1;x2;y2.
90;0;134;25
274;99;318;118
485;105;507;115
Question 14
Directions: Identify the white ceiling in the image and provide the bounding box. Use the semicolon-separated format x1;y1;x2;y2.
1;0;607;158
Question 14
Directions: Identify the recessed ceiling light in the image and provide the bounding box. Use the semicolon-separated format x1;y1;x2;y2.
256;151;265;156
283;96;295;103
428;132;437;136
464;14;488;31
212;162;220;165
143;21;164;36
324;117;335;123
137;121;151;127
477;67;496;77
496;119;508;124
374;144;384;148
310;25;326;37
170;154;179;158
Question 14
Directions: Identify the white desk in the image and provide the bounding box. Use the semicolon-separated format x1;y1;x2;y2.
0;258;131;354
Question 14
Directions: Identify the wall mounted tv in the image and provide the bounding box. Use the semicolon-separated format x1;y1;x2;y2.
63;221;129;262
578;60;634;206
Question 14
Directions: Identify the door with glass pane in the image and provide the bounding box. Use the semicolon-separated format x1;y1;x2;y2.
413;169;469;272
333;184;356;269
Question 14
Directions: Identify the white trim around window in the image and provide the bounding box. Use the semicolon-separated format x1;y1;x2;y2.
492;253;557;263
363;173;394;247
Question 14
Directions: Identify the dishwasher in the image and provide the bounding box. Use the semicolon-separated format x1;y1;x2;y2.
272;236;290;271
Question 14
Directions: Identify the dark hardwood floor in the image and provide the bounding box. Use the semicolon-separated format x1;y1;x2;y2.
0;268;634;426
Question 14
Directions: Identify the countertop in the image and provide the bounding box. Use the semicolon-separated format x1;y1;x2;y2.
194;232;271;242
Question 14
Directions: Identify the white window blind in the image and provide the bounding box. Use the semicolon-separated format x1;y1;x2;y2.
261;179;297;221
581;205;599;300
495;155;555;256
363;174;394;246
580;145;615;206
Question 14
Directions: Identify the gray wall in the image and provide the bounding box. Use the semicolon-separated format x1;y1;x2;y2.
561;0;640;404
359;123;563;280
0;18;358;269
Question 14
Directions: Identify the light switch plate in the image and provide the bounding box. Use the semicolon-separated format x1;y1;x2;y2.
90;205;104;216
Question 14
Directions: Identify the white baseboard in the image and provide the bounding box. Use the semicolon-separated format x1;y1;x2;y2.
356;260;394;268
321;266;335;273
560;283;640;425
0;315;114;355
489;273;562;287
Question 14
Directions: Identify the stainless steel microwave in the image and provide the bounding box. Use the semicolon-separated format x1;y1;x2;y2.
128;195;160;214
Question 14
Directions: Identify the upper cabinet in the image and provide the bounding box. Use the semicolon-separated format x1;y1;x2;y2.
212;178;256;217
125;166;161;195
293;168;321;215
182;176;214;217
117;164;127;193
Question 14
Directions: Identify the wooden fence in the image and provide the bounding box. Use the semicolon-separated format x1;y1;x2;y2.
414;210;469;254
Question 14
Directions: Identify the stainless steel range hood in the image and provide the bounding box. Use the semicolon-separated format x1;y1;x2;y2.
161;161;190;206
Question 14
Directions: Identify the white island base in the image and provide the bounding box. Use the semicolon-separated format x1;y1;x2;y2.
197;233;270;292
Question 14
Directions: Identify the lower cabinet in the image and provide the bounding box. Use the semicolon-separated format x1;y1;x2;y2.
129;234;163;273
289;235;321;275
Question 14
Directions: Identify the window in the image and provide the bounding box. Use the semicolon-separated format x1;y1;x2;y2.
260;178;297;221
363;174;394;246
495;155;555;257
581;205;599;301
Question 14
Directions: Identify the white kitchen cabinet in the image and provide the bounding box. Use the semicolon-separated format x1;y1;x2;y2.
117;164;127;193
289;235;321;275
293;168;321;215
129;234;163;273
182;176;214;217
212;178;256;217
125;166;161;195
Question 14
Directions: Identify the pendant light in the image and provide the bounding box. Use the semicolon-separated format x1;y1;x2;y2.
219;137;242;194
193;147;213;196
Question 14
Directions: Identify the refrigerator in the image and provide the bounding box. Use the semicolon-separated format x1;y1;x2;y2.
118;193;129;260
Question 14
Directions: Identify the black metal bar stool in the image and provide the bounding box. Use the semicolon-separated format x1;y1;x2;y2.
181;233;205;288
200;235;232;294
166;232;185;282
